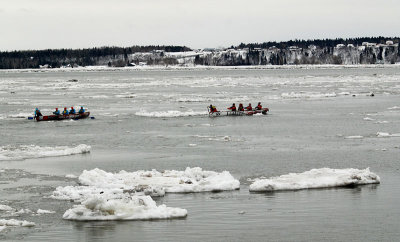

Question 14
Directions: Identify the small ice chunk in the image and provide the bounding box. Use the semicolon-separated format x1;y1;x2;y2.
345;136;363;139
37;209;56;214
65;174;78;179
249;168;380;192
0;204;13;211
0;219;35;227
188;144;197;147
363;117;374;121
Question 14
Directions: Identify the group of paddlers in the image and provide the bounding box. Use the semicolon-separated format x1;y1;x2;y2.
209;102;263;113
34;106;85;117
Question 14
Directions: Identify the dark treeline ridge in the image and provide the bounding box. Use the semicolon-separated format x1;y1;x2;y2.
236;36;400;49
0;45;191;69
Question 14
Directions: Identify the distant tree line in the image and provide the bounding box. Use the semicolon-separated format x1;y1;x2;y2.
236;36;400;50
0;45;191;69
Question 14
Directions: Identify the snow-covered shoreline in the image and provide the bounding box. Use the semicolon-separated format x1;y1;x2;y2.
1;64;400;73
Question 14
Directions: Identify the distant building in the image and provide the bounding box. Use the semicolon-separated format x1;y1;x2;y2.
386;40;394;45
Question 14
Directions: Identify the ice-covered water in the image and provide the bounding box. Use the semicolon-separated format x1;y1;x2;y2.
0;67;400;241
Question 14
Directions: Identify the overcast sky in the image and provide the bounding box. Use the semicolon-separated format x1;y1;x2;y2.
1;0;399;51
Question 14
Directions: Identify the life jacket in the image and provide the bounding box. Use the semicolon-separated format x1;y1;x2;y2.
238;105;244;111
246;105;252;110
62;110;69;115
79;108;85;114
70;108;76;114
256;104;262;110
211;106;217;112
53;110;60;115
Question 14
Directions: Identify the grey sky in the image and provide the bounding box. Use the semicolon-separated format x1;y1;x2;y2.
1;0;399;51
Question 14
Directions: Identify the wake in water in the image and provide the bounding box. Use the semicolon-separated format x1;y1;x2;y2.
0;144;91;161
249;168;380;192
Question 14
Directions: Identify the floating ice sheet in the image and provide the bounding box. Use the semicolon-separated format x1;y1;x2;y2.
249;168;380;192
62;194;187;221
0;144;90;161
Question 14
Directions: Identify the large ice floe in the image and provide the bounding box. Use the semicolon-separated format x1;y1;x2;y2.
53;167;238;221
0;144;90;161
62;194;187;221
249;168;380;192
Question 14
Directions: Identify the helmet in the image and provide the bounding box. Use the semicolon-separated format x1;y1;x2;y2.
64;107;67;110
71;107;74;109
56;108;58;110
249;103;251;105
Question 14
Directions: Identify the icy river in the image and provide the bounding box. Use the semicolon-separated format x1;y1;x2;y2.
0;66;399;241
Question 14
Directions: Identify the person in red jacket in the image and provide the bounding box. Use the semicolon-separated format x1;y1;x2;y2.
255;102;262;110
209;104;218;113
228;103;236;111
238;103;244;111
245;103;252;111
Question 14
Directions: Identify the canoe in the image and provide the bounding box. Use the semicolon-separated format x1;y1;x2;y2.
208;108;268;117
35;112;90;122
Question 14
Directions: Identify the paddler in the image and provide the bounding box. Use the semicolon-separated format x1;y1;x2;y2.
70;106;76;114
227;103;236;111
245;103;252;111
78;106;85;114
62;107;69;115
255;102;262;110
53;108;60;115
34;107;42;117
209;104;218;113
238;103;244;111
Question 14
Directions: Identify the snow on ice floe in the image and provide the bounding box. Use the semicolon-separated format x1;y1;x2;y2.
363;117;374;121
62;194;187;221
249;168;380;192
135;110;207;118
0;219;35;231
0;204;13;211
0;144;91;161
376;132;400;137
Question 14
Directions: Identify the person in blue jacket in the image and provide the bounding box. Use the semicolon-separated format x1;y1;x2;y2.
53;108;60;115
70;106;76;114
34;108;42;117
62;107;69;115
78;106;85;114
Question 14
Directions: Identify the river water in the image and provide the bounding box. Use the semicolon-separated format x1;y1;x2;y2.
0;66;399;241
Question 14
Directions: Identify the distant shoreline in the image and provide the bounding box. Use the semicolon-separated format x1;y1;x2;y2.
1;64;400;73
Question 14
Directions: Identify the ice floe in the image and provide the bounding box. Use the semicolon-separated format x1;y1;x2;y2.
376;132;400;137
387;106;400;110
249;168;380;192
135;110;207;118
345;135;364;139
62;194;187;221
281;92;337;99
0;204;13;211
36;209;56;214
0;219;35;232
0;144;91;161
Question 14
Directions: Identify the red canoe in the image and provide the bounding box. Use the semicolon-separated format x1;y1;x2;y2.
35;112;90;122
